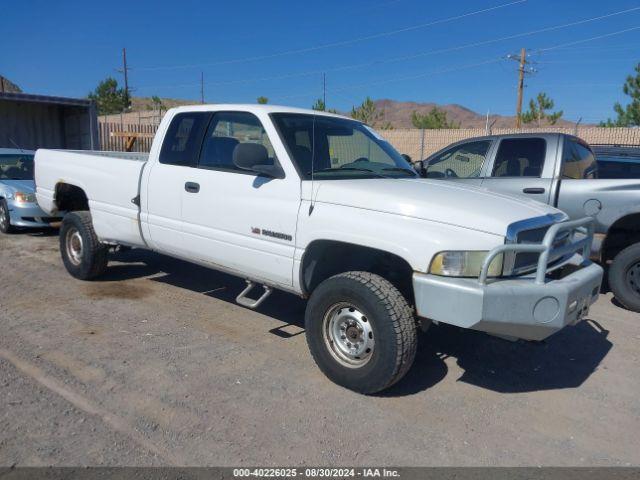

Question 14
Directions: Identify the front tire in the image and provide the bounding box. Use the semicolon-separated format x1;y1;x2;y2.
609;243;640;312
59;211;108;280
0;199;15;234
305;271;417;394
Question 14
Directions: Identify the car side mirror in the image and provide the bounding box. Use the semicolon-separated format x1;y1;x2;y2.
401;153;412;163
233;143;284;179
413;161;426;177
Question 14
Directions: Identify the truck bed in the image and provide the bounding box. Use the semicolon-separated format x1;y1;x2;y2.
35;149;148;246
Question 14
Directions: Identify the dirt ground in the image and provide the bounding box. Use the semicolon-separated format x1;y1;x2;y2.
1;229;639;467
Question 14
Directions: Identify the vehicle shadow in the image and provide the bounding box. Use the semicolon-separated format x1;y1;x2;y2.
8;226;59;237
103;248;613;397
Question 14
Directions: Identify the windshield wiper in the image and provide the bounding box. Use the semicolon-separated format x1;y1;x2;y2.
382;167;416;176
306;167;386;178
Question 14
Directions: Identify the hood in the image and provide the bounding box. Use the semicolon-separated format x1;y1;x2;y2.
311;178;562;236
1;179;36;194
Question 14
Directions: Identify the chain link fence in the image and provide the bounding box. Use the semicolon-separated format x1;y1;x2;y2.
381;127;640;161
99;117;640;158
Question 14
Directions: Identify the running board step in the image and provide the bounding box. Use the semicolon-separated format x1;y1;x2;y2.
236;281;273;309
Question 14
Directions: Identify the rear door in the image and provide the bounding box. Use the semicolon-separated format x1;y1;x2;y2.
180;111;301;287
422;139;494;188
480;136;555;204
145;111;211;255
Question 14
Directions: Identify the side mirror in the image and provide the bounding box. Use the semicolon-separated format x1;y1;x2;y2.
233;143;284;179
401;153;412;163
413;161;426;177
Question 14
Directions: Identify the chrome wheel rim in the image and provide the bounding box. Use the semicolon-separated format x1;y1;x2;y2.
626;262;640;295
0;204;7;230
322;303;374;368
65;227;84;266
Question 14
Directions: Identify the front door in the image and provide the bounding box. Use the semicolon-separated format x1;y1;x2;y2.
180;111;301;287
480;137;554;204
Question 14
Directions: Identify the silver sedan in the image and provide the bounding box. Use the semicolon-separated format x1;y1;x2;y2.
0;148;62;233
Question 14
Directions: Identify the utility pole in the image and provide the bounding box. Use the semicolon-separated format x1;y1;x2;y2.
119;47;131;110
507;48;534;128
322;73;326;107
200;71;205;104
515;48;526;128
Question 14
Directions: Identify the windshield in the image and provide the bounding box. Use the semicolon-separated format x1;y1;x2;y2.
271;113;415;180
0;154;35;180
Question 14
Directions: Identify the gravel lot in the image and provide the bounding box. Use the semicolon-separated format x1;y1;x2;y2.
1;229;639;467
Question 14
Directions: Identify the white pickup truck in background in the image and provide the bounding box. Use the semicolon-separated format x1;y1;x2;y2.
35;104;603;393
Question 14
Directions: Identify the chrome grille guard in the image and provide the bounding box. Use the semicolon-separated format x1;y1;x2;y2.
479;217;595;285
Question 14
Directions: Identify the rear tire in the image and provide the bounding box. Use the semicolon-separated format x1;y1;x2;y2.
59;211;108;280
305;271;417;394
609;242;640;313
0;199;15;234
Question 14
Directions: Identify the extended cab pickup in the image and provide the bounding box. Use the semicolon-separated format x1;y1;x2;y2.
419;133;640;312
35;106;603;393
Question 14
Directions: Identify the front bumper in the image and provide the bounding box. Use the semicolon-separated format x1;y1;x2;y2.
413;262;602;340
8;201;62;228
413;217;604;341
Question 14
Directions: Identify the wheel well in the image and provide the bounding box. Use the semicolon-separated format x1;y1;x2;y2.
603;213;640;262
301;240;414;303
55;183;89;212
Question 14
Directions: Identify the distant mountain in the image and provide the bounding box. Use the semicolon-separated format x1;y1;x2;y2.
0;76;22;93
130;96;194;111
109;95;580;129
373;99;576;129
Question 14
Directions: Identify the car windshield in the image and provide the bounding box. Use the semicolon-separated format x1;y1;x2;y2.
271;113;415;180
0;154;35;180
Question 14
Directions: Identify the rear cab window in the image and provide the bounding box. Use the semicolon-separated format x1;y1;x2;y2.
562;138;597;179
160;112;211;167
491;138;546;178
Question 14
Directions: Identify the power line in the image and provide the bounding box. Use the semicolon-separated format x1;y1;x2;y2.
137;10;640;93
271;20;638;103
534;26;640;53
536;58;640;64
135;0;527;71
270;57;503;101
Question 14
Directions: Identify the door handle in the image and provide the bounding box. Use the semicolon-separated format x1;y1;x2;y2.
185;182;200;193
523;187;545;194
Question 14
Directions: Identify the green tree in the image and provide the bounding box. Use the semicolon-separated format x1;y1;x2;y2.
311;98;338;113
601;63;640;127
257;96;269;104
350;97;391;128
312;98;326;111
148;95;165;111
88;77;129;115
411;107;459;129
521;92;563;126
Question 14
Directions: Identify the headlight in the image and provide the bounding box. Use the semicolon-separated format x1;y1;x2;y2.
14;192;36;204
429;251;503;278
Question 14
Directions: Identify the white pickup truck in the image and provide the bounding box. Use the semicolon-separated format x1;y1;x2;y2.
35;104;603;393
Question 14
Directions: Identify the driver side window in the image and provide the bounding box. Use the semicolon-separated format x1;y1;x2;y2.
425;141;492;179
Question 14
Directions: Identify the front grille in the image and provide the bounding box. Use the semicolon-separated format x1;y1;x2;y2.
511;227;572;275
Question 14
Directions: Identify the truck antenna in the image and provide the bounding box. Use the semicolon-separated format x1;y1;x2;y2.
9;138;25;153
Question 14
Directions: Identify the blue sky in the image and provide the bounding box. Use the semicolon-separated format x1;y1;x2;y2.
3;0;640;123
